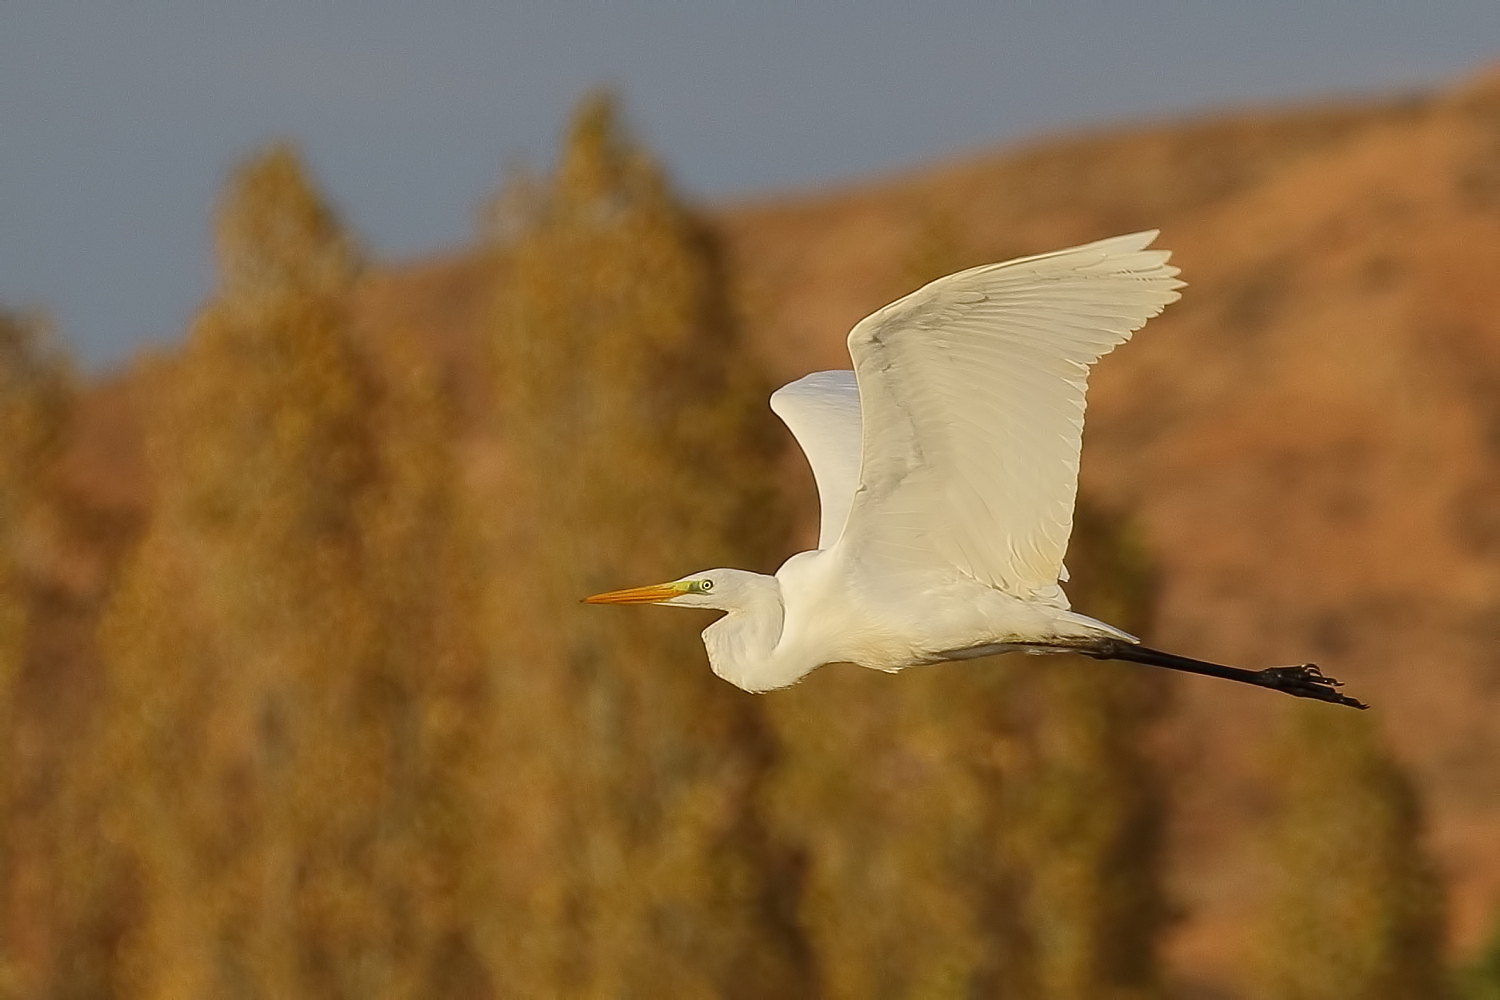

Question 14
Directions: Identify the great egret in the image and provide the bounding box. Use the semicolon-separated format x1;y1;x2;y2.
587;231;1365;709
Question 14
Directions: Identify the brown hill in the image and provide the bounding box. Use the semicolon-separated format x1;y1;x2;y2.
53;67;1500;993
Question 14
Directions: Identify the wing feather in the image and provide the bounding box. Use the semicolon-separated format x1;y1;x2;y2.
840;231;1183;600
769;370;863;550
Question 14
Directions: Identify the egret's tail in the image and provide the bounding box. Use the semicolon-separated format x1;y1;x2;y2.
1054;609;1139;644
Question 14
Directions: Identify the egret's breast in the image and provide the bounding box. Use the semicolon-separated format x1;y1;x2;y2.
773;549;948;672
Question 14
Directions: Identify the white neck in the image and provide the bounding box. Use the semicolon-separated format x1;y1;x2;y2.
700;573;814;692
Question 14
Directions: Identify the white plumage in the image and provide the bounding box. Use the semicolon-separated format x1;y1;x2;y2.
768;370;862;551
588;232;1367;709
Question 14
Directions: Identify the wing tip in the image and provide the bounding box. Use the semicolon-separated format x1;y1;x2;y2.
1092;230;1188;296
1099;229;1160;252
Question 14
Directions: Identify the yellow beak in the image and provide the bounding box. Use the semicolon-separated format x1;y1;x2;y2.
583;581;688;605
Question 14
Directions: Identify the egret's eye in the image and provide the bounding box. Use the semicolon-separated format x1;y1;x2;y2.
699;579;714;593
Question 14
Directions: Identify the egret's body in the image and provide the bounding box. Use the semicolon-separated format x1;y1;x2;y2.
694;553;1128;693
589;232;1364;708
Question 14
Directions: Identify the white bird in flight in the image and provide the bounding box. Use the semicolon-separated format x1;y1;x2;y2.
587;231;1364;709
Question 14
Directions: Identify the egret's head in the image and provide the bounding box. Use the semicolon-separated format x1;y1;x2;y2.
584;569;740;611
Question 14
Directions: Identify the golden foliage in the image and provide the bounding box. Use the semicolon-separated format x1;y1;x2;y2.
1256;707;1446;1000
480;92;806;997
0;309;72;996
93;143;488;999
0;310;70;727
998;499;1169;1000
765;659;1027;998
1460;908;1500;1000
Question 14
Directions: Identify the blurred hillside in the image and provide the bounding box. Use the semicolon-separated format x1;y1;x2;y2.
11;66;1500;997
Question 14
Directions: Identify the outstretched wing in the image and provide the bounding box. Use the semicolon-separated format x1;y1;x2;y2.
841;231;1183;601
770;370;862;550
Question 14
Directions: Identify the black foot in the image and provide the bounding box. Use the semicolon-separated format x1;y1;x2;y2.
1252;664;1368;710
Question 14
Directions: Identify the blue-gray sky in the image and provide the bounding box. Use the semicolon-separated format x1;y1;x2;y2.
5;2;1500;369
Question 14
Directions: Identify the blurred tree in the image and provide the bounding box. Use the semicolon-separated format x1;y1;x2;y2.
1458;905;1500;1000
763;648;1030;999
0;309;70;719
0;309;72;996
480;93;808;998
1255;706;1446;1000
999;499;1170;1000
94;143;489;999
0;309;69;753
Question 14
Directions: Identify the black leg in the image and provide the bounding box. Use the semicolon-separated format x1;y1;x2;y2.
1080;640;1368;710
